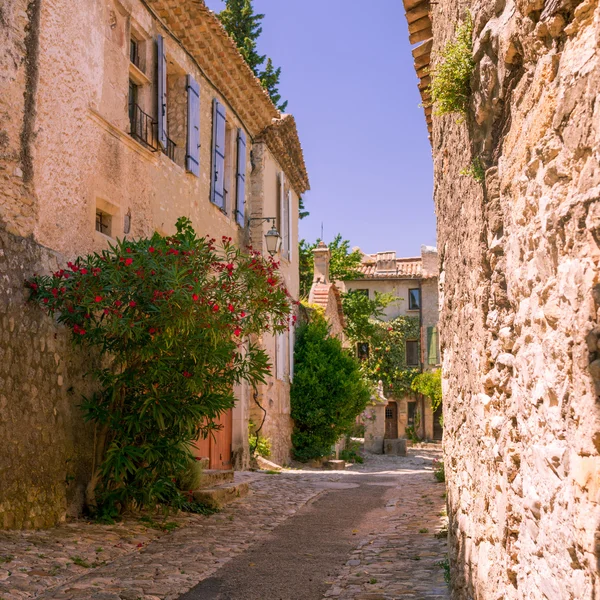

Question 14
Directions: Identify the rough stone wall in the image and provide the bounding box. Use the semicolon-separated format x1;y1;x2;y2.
430;0;600;597
0;228;96;528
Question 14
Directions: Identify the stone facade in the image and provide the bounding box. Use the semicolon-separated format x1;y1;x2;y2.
340;246;441;441
0;0;308;527
405;0;600;597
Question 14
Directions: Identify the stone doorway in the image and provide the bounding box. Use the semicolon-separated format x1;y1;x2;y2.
384;401;398;439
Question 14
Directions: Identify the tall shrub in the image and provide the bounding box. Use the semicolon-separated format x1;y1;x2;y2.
291;313;371;461
27;218;291;514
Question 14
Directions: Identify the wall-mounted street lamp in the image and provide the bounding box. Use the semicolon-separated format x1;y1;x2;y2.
248;217;282;256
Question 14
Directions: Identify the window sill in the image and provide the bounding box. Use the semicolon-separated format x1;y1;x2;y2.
129;62;151;86
407;308;420;313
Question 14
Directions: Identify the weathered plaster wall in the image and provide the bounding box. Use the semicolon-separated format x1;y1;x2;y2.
430;0;600;597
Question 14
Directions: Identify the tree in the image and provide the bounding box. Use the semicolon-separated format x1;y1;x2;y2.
411;369;443;412
298;197;309;220
299;235;363;298
291;312;371;461
218;0;288;112
342;289;397;345
27;218;291;515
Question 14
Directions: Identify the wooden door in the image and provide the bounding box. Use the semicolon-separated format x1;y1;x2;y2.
384;401;398;439
192;408;233;470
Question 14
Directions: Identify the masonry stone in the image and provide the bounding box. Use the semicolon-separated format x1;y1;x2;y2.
423;0;600;597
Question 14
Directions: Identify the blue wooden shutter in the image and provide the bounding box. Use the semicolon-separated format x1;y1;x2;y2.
287;189;293;261
157;35;167;149
186;75;200;176
235;129;246;226
211;99;226;209
428;326;439;365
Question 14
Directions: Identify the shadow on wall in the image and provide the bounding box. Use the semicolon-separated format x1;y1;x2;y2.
0;221;97;529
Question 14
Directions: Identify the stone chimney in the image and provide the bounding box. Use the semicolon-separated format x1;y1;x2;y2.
421;245;438;278
376;251;397;273
312;241;330;284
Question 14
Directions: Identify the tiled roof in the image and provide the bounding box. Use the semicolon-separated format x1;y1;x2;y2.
355;255;423;280
403;0;433;137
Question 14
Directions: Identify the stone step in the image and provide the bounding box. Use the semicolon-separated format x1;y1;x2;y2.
193;481;250;510
325;459;346;470
197;469;234;489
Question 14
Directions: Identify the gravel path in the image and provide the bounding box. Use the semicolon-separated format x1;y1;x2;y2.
0;446;449;600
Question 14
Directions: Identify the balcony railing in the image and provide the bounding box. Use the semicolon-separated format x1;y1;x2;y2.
129;103;158;151
162;136;177;162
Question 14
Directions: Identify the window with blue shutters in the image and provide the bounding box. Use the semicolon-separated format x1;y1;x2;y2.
427;326;439;365
211;99;226;210
235;129;246;226
157;35;167;150
186;75;200;176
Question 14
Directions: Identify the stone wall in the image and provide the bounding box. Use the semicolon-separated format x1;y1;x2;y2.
0;227;96;528
428;0;600;598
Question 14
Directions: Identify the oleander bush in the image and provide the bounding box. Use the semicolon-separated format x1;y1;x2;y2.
27;217;291;515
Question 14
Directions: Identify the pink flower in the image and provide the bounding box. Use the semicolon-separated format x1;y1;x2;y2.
94;295;102;303
43;298;49;304
129;301;136;308
228;304;234;312
192;294;199;302
80;268;88;275
183;371;192;378
124;258;133;266
234;327;241;336
149;247;155;253
213;304;219;312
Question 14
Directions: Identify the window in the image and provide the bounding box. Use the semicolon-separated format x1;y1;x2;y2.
406;340;419;366
278;172;292;260
408;402;417;426
357;342;370;360
408;288;421;311
128;80;138;124
223;123;235;214
130;38;140;68
95;210;112;236
427;326;439;365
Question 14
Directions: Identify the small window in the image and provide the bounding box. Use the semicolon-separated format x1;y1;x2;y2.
385;407;393;419
409;288;421;310
130;38;140;68
357;342;370;361
95;210;112;236
128;79;138;124
406;340;419;366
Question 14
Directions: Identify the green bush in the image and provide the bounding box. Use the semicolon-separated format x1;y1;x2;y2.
176;449;204;492
27;217;291;515
339;439;364;464
460;157;485;182
291;314;371;461
433;458;445;482
429;12;474;116
411;369;442;412
248;422;272;458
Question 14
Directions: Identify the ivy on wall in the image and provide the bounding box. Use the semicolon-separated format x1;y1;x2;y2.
360;316;421;398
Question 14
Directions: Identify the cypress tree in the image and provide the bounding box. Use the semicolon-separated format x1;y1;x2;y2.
218;0;288;112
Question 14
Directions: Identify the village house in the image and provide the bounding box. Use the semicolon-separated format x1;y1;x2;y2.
339;245;441;442
0;0;308;528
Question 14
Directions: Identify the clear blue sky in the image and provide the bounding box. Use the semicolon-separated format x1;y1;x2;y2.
205;0;435;257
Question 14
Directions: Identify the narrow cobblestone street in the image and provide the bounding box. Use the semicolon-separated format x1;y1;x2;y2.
0;447;448;600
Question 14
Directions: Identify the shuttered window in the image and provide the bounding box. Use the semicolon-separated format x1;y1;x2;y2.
186;75;200;176
406;340;419;366
157;35;167;150
287;189;293;261
276;333;286;381
289;316;295;382
235;129;246;226
427;326;439;365
211;99;226;210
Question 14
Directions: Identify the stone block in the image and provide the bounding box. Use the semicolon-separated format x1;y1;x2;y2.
365;436;384;454
384;439;407;456
193;482;249;510
325;460;346;470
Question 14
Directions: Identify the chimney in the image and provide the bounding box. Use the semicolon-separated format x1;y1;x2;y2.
421;245;439;278
312;241;330;284
376;251;397;273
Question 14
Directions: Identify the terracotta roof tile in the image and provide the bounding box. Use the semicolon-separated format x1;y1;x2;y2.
355;256;423;280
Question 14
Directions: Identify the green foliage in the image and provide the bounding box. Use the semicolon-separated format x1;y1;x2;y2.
433;458;445;482
429;12;474;116
405;424;421;443
298;197;309;220
176;450;204;493
27;218;291;515
299;235;363;298
411;369;442;412
339;439;364;464
248;422;271;457
291;313;371;461
218;0;287;111
342;289;397;344
360;317;421;397
438;557;451;585
460;157;485;182
70;556;92;568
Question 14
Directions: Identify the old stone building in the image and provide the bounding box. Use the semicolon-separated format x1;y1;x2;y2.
340;245;441;441
404;0;600;598
0;0;308;528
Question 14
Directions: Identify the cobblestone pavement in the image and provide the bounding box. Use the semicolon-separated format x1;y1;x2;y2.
0;445;449;600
